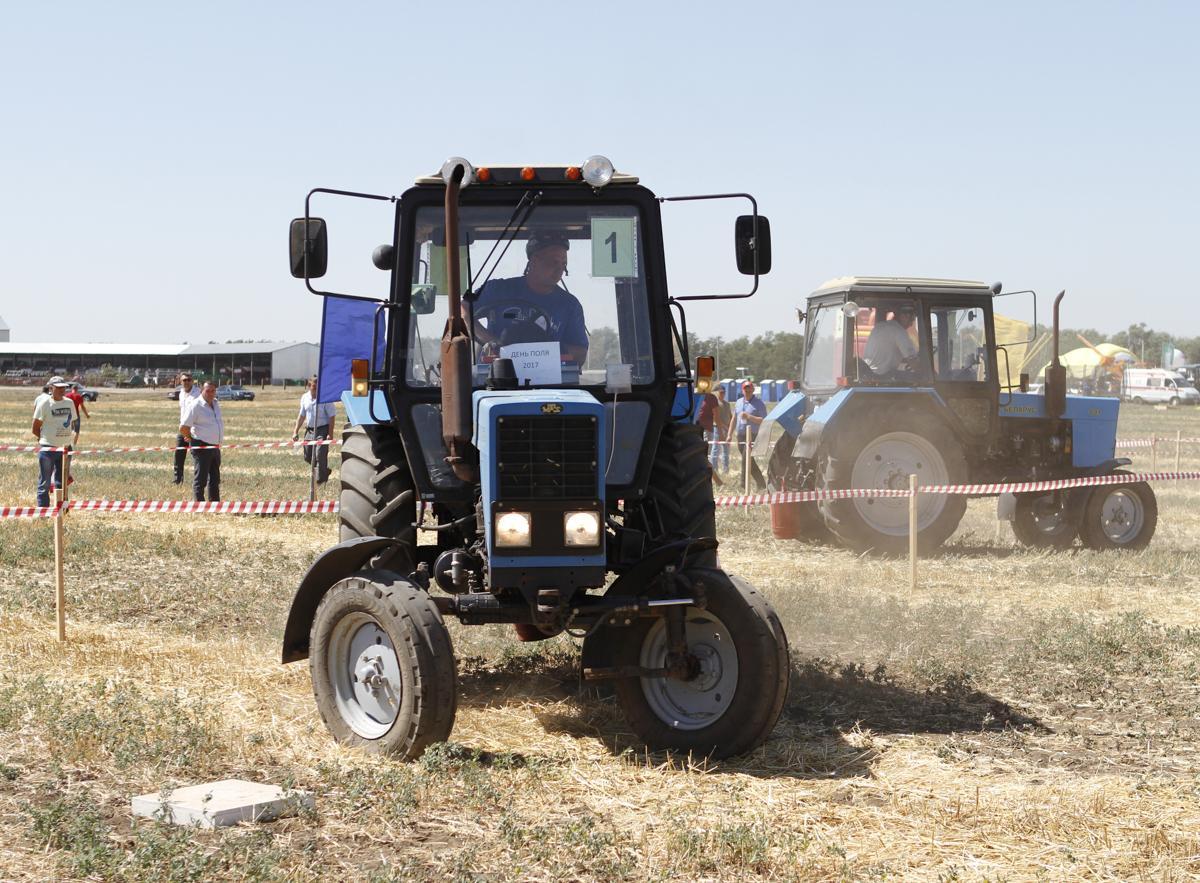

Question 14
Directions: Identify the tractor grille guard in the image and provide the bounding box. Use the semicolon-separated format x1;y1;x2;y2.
496;415;598;500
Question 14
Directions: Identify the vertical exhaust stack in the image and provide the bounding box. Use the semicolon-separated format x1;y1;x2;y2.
1044;290;1067;418
440;161;478;482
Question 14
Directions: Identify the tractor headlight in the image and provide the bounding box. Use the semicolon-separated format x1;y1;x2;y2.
495;511;532;548
563;511;601;547
581;155;615;188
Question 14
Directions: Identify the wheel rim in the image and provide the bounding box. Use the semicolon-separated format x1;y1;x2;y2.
639;609;739;731
327;612;403;738
1027;494;1070;536
1095;489;1145;545
850;432;950;536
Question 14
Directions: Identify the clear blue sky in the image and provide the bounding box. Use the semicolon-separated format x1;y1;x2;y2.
2;1;1197;345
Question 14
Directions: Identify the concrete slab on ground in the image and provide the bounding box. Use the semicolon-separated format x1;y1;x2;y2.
131;779;314;828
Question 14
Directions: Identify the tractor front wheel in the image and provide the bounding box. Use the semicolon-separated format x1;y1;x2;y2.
1079;478;1157;550
612;569;789;759
1011;492;1080;549
310;570;457;759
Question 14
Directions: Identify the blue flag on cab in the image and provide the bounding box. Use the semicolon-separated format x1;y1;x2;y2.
317;296;386;404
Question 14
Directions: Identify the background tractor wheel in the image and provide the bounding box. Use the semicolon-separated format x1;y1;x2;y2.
309;570;457;759
818;408;967;555
340;424;416;571
627;422;717;566
612;569;789;759
1079;476;1157;550
1011;492;1080;549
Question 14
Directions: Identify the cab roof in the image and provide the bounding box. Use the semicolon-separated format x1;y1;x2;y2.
812;276;995;298
414;165;640;186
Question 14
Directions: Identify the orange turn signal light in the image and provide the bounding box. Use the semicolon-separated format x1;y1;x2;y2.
520;167;536;181
351;358;369;397
695;355;715;393
477;166;492;182
565;166;582;181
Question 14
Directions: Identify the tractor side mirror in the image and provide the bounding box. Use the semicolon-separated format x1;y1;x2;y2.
735;215;772;275
411;284;437;315
290;218;328;279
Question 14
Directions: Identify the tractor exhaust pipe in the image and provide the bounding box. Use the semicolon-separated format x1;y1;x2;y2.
1044;290;1067;417
440;161;478;482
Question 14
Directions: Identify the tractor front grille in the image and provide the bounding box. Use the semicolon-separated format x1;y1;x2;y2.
496;415;598;500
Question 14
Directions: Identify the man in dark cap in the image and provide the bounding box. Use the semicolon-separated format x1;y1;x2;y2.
468;231;588;364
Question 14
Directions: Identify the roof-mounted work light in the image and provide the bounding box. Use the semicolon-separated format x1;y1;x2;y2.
581;155;615;188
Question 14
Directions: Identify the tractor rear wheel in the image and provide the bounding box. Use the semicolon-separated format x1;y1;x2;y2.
339;424;416;571
1079;476;1157;550
1011;491;1080;549
628;422;717;565
309;570;457;759
818;408;967;555
612;569;789;759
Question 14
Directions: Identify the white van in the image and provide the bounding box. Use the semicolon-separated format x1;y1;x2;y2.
1122;368;1200;406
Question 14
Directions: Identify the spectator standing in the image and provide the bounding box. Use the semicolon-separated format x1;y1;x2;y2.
712;387;732;474
696;390;723;487
180;381;224;502
32;377;77;507
64;384;89;445
292;376;337;484
173;373;202;484
726;381;767;491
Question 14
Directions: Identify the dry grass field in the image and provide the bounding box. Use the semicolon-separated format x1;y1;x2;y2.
1;386;1198;881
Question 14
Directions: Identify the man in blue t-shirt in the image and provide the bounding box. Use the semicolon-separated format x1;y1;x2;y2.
468;232;588;364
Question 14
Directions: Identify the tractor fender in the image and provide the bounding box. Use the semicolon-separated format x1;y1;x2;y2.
794;387;951;461
753;390;808;459
281;535;404;663
581;537;718;673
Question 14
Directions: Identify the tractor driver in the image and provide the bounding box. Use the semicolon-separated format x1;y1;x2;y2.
863;302;920;378
467;231;589;364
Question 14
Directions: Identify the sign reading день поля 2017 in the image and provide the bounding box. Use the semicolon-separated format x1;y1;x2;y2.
590;218;637;278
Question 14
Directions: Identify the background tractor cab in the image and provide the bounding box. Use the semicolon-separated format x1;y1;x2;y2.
760;277;1157;554
281;156;791;762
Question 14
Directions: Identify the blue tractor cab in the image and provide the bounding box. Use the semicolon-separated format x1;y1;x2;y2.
280;157;790;760
760;277;1156;554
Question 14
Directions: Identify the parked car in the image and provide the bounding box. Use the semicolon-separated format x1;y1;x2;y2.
167;388;181;400
68;381;100;402
216;385;256;401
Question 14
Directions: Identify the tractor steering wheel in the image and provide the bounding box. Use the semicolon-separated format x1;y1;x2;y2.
473;300;556;349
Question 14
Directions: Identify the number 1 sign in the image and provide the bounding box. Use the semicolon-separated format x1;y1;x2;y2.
590;217;637;278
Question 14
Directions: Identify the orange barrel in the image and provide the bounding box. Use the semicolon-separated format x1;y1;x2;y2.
770;500;802;540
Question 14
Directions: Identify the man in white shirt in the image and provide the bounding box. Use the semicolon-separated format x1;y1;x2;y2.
180;381;225;502
32;377;78;506
291;376;337;484
863;303;920;378
173;373;203;484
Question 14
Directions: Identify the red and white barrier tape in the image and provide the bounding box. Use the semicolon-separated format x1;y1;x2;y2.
0;438;339;455
714;470;1200;508
0;499;338;519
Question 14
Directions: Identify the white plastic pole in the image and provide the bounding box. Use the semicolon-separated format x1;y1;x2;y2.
55;448;69;642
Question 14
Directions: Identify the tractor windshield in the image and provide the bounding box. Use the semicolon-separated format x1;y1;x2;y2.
406;203;655;389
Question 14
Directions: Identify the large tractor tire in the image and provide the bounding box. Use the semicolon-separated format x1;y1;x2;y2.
309;570;457;759
612;569;789;759
818;407;967;555
339;424;416;571
1011;491;1080;549
628;422;717;566
1079;476;1157;550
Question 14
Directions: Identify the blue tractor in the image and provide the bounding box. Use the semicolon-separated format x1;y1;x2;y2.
281;157;789;760
760;277;1157;554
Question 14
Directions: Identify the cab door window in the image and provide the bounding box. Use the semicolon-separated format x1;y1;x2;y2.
802;303;845;389
932;307;989;382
